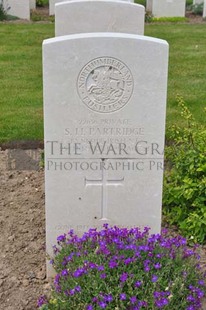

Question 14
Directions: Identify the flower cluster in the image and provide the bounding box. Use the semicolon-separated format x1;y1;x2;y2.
38;225;206;309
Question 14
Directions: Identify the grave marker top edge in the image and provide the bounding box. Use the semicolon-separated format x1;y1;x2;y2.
43;32;169;48
55;0;143;7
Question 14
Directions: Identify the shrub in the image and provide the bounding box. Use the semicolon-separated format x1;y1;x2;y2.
36;0;49;7
0;0;8;20
151;17;188;23
191;3;204;16
163;97;206;243
38;225;205;309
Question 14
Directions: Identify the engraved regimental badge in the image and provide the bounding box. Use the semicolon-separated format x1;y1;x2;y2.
77;57;133;113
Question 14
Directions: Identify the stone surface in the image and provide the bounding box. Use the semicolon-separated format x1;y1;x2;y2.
30;0;36;9
43;32;168;276
146;0;153;12
193;0;203;4
6;0;30;20
55;0;144;36
152;0;186;17
49;0;134;15
203;0;206;17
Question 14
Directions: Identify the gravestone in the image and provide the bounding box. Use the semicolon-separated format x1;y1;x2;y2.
203;0;206;17
55;1;145;36
146;0;153;12
43;32;168;276
6;0;30;19
49;0;134;16
152;0;186;17
30;0;36;10
193;0;203;4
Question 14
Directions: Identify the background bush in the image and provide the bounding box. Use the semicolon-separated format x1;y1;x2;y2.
0;0;8;20
163;97;206;243
36;0;49;7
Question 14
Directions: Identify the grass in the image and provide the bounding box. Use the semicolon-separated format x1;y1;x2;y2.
0;24;54;143
0;22;205;143
145;24;206;127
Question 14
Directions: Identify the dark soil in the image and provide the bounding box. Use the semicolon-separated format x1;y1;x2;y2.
0;149;51;310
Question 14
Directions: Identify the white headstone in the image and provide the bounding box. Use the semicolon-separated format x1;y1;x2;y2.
146;0;153;11
6;0;30;20
55;1;145;36
43;32;168;276
203;0;206;17
30;0;36;9
49;0;134;15
152;0;186;17
193;0;203;4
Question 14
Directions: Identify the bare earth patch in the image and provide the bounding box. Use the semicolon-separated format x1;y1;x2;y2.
0;150;51;310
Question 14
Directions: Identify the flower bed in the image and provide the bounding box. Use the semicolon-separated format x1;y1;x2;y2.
38;225;206;309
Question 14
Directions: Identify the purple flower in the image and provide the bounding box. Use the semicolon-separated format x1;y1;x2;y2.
144;266;150;272
151;275;158;283
86;305;93;310
138;300;148;307
186;306;195;310
198;280;205;286
73;268;85;278
69;288;75;296
134;281;142;288
99;301;107;308
154;262;162;269
187;295;195;302
109;260;117;269
120;272;128;282
37;295;47;307
100;273;106;279
130;296;137;304
155;298;169;308
61;269;68;277
104;294;113;303
75;285;81;292
120;293;126;300
57;234;66;242
124;257;133;265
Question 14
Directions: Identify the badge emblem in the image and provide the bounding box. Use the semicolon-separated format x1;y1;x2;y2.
77;57;133;113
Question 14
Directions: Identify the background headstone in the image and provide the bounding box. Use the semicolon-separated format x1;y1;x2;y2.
49;0;134;15
146;0;153;11
43;32;168;276
193;0;203;4
203;0;206;17
55;1;145;36
152;0;186;17
6;0;30;20
30;0;36;9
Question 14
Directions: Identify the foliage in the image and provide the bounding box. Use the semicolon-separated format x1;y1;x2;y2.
38;225;206;309
163;97;206;243
186;0;194;10
191;3;204;16
186;0;193;5
36;0;49;7
145;11;153;23
0;0;8;20
134;0;146;6
31;9;54;22
150;17;188;23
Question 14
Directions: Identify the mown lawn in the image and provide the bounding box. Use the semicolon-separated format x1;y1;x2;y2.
0;24;54;143
145;23;206;127
0;22;205;143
